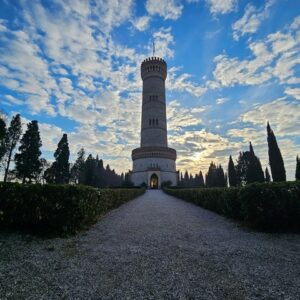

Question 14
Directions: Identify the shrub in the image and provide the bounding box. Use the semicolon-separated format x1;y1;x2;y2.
0;183;144;234
164;181;300;232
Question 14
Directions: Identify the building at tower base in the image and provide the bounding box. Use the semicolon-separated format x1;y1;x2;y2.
131;57;178;189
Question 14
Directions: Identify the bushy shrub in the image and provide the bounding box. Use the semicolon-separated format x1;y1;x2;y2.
164;181;300;232
0;183;144;234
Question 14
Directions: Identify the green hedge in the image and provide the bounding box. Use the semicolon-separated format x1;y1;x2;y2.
164;181;300;231
0;183;144;234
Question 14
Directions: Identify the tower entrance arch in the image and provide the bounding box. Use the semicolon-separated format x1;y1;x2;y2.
150;174;159;189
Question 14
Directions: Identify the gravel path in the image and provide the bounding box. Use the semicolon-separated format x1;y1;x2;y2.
0;190;299;299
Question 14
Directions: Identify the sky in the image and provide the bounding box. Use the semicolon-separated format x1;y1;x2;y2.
0;0;299;180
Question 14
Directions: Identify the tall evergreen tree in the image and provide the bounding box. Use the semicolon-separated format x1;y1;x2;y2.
296;155;300;181
183;170;189;187
180;172;184;186
70;148;85;184
206;162;227;187
267;122;286;182
3;114;22;182
265;167;271;182
199;171;205;187
52;133;70;184
0;117;6;164
228;155;237;187
248;142;264;183
15;120;42;183
236;143;264;185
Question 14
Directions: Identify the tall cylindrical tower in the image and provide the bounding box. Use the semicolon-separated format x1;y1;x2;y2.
131;57;178;188
141;57;168;147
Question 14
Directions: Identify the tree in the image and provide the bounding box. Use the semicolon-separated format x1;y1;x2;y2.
0;117;6;164
82;154;95;186
14;120;42;183
44;164;55;184
206;162;227;187
296;155;300;181
265;167;271;182
184;170;189;187
70;148;85;184
3;114;22;182
199;171;205;187
51;133;70;184
267;122;286;182
236;143;264;185
228;155;237;187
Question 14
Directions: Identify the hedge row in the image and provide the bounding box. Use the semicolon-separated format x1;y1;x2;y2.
0;183;145;234
164;181;300;231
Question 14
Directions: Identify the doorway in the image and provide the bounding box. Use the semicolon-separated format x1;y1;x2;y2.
150;174;159;189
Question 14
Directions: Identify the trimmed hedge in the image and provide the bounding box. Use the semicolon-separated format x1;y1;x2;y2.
0;183;144;234
164;181;300;232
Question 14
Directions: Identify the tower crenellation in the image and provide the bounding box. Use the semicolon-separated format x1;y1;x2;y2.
141;57;167;80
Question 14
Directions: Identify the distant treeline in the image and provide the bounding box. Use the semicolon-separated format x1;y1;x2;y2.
0;114;132;187
179;122;300;187
0;114;299;187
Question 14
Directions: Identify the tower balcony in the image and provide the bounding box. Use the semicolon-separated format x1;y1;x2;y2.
132;146;177;161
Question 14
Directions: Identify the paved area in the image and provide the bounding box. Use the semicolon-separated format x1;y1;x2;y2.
0;190;299;299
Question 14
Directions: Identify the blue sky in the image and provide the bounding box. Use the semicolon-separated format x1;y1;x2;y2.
0;0;299;179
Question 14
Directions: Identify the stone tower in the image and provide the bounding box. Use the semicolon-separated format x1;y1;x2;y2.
131;57;178;188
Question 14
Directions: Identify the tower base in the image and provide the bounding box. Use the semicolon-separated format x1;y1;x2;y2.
131;147;178;188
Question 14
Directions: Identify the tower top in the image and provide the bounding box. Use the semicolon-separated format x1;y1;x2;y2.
141;56;166;64
141;57;167;80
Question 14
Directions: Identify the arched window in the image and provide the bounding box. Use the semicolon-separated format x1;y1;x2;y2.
156;119;158;126
153;118;155;126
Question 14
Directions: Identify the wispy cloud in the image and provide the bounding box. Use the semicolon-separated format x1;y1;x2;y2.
232;0;275;40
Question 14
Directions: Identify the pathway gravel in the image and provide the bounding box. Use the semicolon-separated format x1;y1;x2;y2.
0;190;299;299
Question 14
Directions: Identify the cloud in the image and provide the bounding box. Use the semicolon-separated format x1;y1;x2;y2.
4;95;23;105
216;97;228;105
132;16;150;31
285;87;300;100
146;0;183;20
168;67;207;96
232;0;275;40
240;98;300;137
170;129;240;174
152;27;175;58
167;100;205;132
211;16;300;88
205;0;237;15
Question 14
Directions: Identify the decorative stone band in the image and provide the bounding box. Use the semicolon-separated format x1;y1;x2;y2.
132;146;177;161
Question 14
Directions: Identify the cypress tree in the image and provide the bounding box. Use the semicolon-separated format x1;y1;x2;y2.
70;148;85;184
184;170;189;187
0;118;6;163
247;142;264;183
216;164;227;187
265;167;271;182
53;133;70;184
15;120;42;183
228;155;237;187
236;143;264;185
199;171;205;187
267;122;286;181
206;162;226;187
296;155;300;181
4;114;22;182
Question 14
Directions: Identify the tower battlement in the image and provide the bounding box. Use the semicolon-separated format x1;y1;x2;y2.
141;56;167;80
